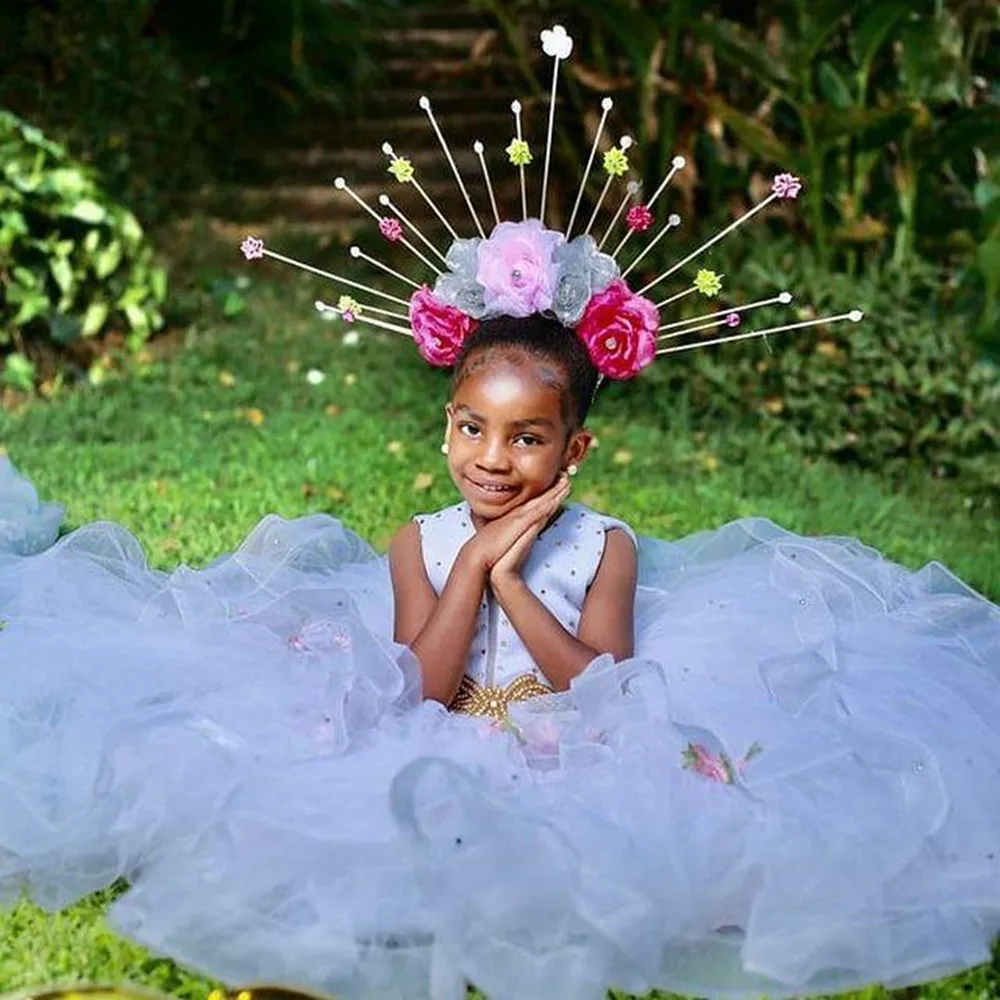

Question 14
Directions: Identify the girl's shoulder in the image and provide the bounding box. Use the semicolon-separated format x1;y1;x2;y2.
411;501;467;528
566;502;637;548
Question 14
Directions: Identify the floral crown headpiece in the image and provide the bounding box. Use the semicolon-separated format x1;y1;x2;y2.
241;24;862;382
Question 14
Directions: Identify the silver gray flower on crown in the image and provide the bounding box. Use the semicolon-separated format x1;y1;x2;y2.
433;237;488;319
550;234;620;326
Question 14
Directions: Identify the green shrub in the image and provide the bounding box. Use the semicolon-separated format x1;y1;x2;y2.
0;0;412;222
627;238;999;497
0;110;167;391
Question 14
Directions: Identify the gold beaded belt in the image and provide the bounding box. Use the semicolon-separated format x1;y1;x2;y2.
449;673;553;720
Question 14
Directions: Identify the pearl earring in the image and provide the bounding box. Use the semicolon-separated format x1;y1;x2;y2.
440;442;449;455
567;463;579;476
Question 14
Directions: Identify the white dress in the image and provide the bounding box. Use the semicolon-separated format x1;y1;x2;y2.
0;456;998;1000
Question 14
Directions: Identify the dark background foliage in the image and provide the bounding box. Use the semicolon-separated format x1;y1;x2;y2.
0;0;997;497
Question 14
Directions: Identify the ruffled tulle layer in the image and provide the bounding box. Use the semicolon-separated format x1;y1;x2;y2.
1;458;998;1000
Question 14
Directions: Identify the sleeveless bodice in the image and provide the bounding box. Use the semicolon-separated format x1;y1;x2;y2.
414;501;635;716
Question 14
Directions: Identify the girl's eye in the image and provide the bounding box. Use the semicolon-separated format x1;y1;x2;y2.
458;423;480;437
515;435;542;446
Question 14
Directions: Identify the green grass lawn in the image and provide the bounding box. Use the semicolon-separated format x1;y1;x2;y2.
1;260;998;1000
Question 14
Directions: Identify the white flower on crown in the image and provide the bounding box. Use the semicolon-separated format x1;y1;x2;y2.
541;24;574;59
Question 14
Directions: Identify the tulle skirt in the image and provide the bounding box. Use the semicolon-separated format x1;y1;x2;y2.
1;458;998;1000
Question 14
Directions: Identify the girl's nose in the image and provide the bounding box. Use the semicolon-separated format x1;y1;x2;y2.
477;436;511;470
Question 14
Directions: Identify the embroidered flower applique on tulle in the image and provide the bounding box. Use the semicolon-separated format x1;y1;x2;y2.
682;741;762;783
288;620;352;653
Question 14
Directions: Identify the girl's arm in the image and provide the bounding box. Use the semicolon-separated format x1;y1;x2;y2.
389;480;571;704
389;521;488;706
491;527;637;692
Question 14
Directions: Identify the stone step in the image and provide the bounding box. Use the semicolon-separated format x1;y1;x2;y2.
373;26;497;55
197;175;527;228
391;4;501;31
200;173;583;243
331;109;517;150
279;102;566;172
380;51;520;86
260;142;520;185
346;85;515;119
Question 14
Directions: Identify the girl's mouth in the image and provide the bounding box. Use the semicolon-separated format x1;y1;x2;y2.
465;478;518;502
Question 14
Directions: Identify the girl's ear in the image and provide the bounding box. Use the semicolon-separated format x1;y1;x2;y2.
443;403;454;439
565;427;593;470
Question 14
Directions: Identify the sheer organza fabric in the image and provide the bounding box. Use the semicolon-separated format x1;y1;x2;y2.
1;458;998;1000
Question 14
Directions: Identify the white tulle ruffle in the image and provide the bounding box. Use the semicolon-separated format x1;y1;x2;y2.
0;457;998;1000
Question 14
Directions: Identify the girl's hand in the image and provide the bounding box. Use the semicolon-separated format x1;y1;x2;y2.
489;519;543;586
465;475;571;573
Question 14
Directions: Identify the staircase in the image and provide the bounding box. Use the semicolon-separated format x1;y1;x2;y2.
198;4;551;243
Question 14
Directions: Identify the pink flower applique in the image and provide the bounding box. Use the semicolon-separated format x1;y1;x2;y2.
574;278;658;380
408;285;477;367
240;236;265;260
288;620;352;653
626;205;654;232
379;218;404;242
476;219;562;318
772;173;802;200
682;741;762;783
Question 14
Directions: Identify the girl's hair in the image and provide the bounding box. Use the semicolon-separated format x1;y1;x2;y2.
452;315;600;428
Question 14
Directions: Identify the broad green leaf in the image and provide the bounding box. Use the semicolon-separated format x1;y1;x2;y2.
696;21;791;94
0;210;28;251
124;303;150;333
11;173;40;194
850;1;909;73
223;291;246;317
84;229;101;254
557;0;662;70
706;96;793;165
817;62;853;110
119;211;143;247
42;167;90;199
974;180;999;211
150;266;168;303
65;199;106;224
12;265;39;289
118;285;147;308
12;292;49;325
976;236;1000;298
82;299;110;337
49;255;73;295
805;103;914;148
1;352;35;391
95;240;123;279
799;0;863;66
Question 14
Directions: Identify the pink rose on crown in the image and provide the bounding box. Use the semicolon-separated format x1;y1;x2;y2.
408;286;477;367
476;220;563;318
575;279;658;379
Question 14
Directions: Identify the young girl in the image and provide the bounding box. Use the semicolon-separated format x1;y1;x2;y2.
391;313;636;712
2;23;999;1000
2;310;998;1000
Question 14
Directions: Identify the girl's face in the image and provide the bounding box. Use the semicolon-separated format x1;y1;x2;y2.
445;351;590;522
